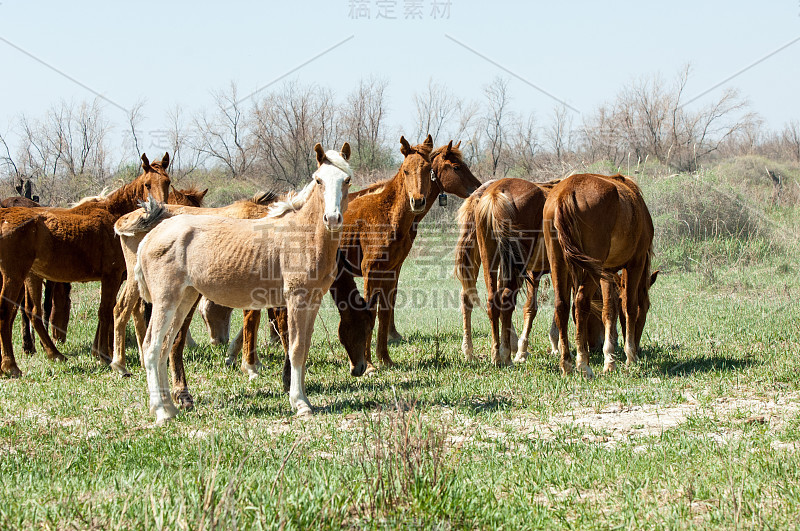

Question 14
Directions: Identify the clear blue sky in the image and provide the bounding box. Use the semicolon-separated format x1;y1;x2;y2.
1;0;799;154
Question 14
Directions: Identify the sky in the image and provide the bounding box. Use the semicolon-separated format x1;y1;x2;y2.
1;0;799;157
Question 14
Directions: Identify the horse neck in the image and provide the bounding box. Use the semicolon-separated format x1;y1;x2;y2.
103;180;147;218
385;167;417;223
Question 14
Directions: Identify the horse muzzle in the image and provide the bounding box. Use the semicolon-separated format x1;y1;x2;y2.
351;360;367;377
323;212;343;231
409;197;426;213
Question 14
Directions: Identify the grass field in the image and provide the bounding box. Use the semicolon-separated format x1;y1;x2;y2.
1;168;799;529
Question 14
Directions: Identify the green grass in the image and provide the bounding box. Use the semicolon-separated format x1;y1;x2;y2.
2;174;800;528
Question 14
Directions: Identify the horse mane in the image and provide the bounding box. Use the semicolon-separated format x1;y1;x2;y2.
71;187;112;207
250;190;279;205
267;180;316;218
114;197;170;237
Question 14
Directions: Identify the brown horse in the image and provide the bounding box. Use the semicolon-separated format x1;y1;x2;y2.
1;196;72;352
455;178;627;366
0;153;171;377
543;173;654;377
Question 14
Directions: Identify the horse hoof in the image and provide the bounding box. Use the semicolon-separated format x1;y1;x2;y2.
578;364;594;379
241;364;260;380
2;364;22;378
295;406;313;418
560;361;574;376
49;353;68;363
604;361;617;373
513;352;529;364
364;364;379;376
388;332;404;343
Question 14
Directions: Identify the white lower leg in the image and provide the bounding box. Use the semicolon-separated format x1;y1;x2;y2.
289;361;311;415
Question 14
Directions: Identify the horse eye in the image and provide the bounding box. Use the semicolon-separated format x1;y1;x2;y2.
316;178;323;185
344;177;351;185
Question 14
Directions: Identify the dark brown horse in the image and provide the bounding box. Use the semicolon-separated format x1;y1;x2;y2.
0;153;171;377
1;196;72;353
543;173;654;377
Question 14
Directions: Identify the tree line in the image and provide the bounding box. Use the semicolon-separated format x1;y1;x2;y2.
1;67;798;204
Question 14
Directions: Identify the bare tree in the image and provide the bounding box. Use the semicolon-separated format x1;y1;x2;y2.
252;81;343;187
194;82;258;178
483;77;511;177
781;120;800;162
546;105;573;164
412;79;459;142
165;104;201;178
342;76;391;173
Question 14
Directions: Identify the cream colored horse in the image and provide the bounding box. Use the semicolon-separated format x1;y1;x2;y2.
135;143;360;425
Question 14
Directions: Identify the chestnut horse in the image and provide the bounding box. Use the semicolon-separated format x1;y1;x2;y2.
543;173;654;377
455;178;621;366
135;143;360;424
1;196;72;353
0;153;171;377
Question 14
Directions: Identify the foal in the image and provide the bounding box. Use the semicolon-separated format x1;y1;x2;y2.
135;144;361;424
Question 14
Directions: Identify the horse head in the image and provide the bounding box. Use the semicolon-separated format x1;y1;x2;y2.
140;153;171;203
431;140;481;198
313;142;352;232
399;135;433;213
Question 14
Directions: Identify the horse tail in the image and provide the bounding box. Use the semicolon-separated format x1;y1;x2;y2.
453;194;480;286
552;194;611;282
477;189;529;288
134;255;151;304
114;197;170;237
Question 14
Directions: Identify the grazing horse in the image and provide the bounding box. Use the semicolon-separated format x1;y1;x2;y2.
330;135;434;371
135;143;360;424
455;178;630;366
543;173;654;377
0;153;171;377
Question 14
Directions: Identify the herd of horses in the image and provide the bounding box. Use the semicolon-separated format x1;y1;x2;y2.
0;136;656;425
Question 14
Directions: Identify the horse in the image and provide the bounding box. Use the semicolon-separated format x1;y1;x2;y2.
111;190;279;383
1;196;72;353
543;173;655;377
134;143;360;424
0;153;171;377
456;178;646;367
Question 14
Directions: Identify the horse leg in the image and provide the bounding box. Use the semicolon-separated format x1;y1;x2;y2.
133;299;148;368
547;242;574;375
25;275;66;363
386;265;404;342
574;277;599;379
360;275;382;373
111;280;139;376
600;278;619;373
486;268;504;366
92;275;124;365
459;267;480;362
20;287;35;354
497;280;518;367
0;279;25;377
241;309;261;379
285;293;321;416
370;275;396;368
514;277;539;363
49;283;71;343
169;295;200;411
622;263;645;365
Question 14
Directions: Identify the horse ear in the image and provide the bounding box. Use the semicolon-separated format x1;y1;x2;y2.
340;142;351;161
314;143;327;166
161;152;170;169
170;185;177;194
400;136;413;156
141;153;152;172
32;195;39;204
455;140;462;149
650;270;660;287
424;134;433;149
200;188;209;199
446;140;453;153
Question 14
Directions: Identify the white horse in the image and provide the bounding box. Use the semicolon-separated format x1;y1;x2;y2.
135;143;361;425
